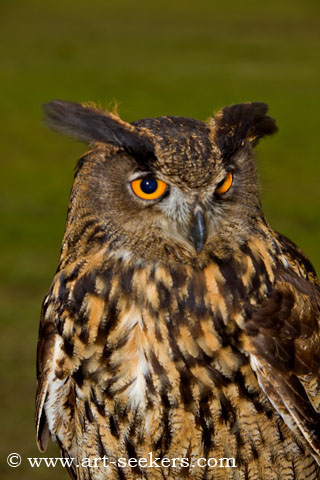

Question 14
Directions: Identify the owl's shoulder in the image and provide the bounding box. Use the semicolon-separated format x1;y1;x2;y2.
275;230;318;284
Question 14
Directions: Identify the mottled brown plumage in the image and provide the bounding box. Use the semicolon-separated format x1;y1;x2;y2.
36;100;320;479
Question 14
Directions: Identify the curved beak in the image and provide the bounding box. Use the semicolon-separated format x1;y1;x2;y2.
189;205;206;253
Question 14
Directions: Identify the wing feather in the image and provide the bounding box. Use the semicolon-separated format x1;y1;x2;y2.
36;290;75;453
36;295;58;451
245;234;320;461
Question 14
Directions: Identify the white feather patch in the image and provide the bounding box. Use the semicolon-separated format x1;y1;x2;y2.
44;337;68;434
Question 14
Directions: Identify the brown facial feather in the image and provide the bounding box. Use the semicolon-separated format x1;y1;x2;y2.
36;101;320;479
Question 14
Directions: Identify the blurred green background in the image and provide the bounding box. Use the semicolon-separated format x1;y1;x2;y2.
1;0;320;478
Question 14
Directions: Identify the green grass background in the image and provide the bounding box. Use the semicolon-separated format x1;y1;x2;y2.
1;0;320;478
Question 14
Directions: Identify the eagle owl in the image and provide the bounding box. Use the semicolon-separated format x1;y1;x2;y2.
36;100;320;480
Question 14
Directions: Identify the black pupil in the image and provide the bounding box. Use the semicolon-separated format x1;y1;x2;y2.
217;176;227;189
140;178;158;194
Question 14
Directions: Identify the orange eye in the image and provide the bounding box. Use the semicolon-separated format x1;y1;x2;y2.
215;172;233;195
131;178;167;200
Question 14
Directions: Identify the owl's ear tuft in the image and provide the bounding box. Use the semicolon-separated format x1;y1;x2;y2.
43;100;154;159
212;102;278;159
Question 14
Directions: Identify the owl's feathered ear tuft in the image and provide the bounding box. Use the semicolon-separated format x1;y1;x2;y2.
213;102;278;160
43;100;154;159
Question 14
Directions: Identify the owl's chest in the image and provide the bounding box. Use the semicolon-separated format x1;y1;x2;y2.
59;250;272;411
54;254;308;478
62;257;291;476
79;260;257;411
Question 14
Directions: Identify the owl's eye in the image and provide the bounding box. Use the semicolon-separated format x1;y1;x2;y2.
215;172;233;195
130;178;167;200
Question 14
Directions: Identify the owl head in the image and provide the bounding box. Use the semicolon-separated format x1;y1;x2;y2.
44;101;277;265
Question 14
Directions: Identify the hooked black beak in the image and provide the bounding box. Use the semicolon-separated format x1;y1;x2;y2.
189;206;206;253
